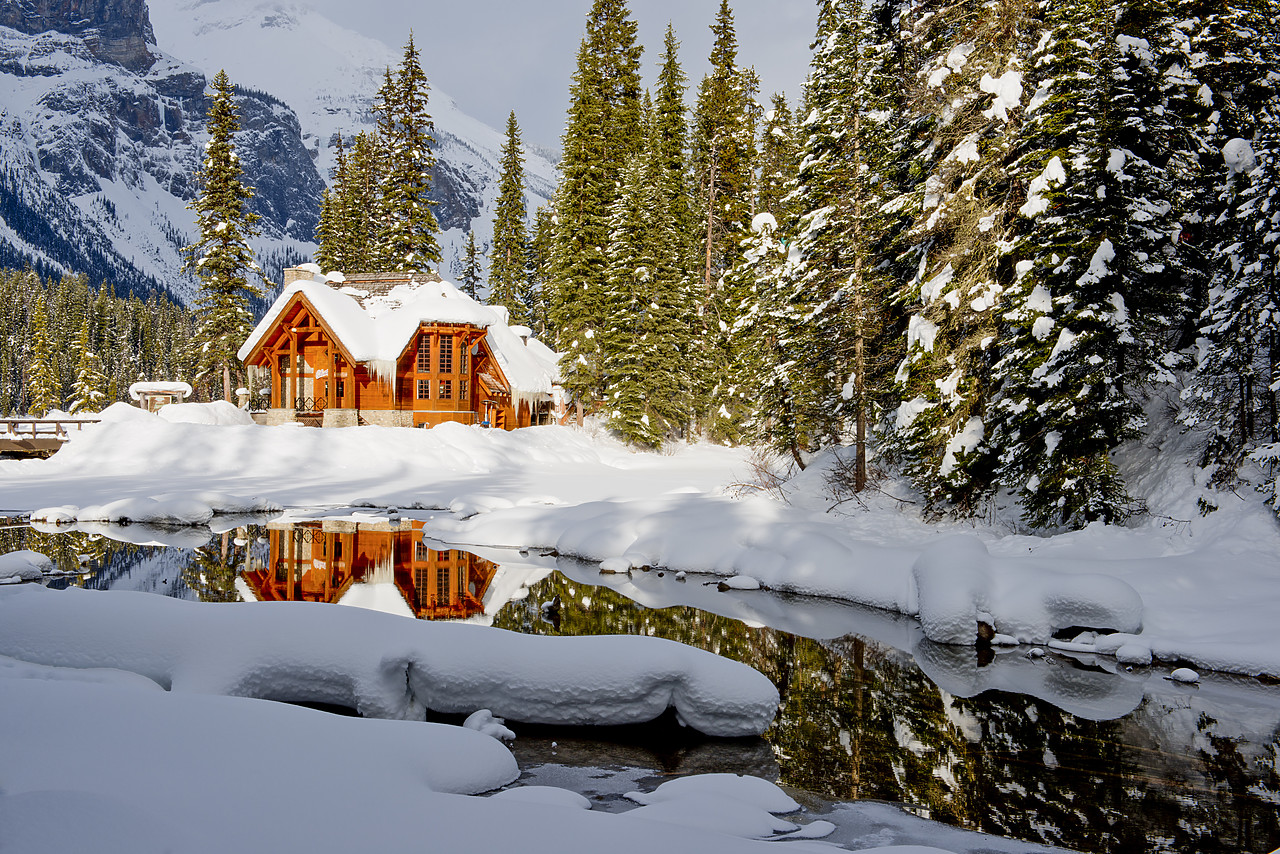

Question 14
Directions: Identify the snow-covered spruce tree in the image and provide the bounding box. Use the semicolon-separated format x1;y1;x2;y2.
68;318;108;415
887;0;1041;514
315;134;365;273
528;205;556;337
654;24;698;275
987;0;1179;528
490;111;532;324
25;292;58;416
460;229;483;300
183;69;263;402
755;93;799;225
770;0;906;486
371;35;440;273
600;103;696;447
547;0;643;415
1175;0;1280;481
691;0;761;440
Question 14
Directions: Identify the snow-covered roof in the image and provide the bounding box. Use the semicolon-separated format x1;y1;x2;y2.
128;381;193;400
238;268;559;396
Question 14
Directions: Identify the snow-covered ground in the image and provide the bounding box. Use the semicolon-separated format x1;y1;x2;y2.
3;402;1279;853
4;401;1278;680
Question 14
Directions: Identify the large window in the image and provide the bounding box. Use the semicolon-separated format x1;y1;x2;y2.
439;334;454;374
416;379;431;400
439;379;453;400
417;337;430;372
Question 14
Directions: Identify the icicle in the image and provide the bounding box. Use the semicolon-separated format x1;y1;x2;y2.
368;359;398;397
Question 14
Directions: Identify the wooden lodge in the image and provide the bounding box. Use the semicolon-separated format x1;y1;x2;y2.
237;265;562;429
240;520;498;621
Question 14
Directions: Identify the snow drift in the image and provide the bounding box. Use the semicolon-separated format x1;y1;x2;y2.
0;585;779;736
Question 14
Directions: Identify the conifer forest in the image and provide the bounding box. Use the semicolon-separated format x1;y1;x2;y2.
6;0;1279;533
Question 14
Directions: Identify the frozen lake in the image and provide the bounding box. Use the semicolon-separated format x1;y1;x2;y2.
5;515;1279;854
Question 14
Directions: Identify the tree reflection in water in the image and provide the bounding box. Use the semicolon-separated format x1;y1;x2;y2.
493;571;1280;854
5;523;1278;854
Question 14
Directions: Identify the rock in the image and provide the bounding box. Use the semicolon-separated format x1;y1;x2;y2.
1169;667;1200;684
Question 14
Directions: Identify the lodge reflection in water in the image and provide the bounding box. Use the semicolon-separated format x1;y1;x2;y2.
241;520;497;620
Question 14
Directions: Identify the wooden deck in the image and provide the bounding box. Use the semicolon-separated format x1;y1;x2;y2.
0;418;100;458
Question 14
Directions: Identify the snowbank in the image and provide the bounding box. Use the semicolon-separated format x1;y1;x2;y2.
0;550;50;583
427;497;1145;650
0;585;779;736
2;668;920;854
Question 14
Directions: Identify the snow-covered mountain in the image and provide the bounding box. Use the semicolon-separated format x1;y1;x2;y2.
146;0;559;283
0;0;558;304
0;0;322;302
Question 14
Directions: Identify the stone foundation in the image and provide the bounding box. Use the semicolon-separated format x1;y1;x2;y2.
322;408;359;428
263;408;296;426
357;409;413;428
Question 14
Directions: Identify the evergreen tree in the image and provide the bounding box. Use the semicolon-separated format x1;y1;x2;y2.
887;0;1036;513
600;102;695;446
767;0;905;482
988;0;1165;527
460;229;484;300
68;318;108;414
547;0;644;413
25;292;58;416
372;35;441;272
755;93;799;224
691;0;761;438
183;69;263;402
490;111;532;324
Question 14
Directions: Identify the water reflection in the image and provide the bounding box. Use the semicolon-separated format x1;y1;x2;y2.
3;523;1278;853
243;521;497;620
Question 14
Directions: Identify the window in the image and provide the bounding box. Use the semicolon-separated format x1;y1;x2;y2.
439;379;453;400
436;568;450;602
460;379;469;401
439;334;454;373
416;379;431;400
417;337;431;372
459;343;468;375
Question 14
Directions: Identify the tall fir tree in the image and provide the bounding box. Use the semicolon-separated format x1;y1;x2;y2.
987;0;1176;528
490;111;532;324
372;35;441;272
25;292;58;416
68;318;108;414
183;69;263;402
600;100;695;446
547;0;644;414
691;0;761;438
460;229;484;300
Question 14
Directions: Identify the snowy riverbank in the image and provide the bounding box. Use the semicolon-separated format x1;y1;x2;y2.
4;403;1279;680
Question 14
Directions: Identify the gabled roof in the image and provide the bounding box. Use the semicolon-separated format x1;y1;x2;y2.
239;267;560;396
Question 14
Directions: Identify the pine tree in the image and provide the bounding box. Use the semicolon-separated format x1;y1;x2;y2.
372;35;441;272
766;0;905;482
600;102;695;446
460;229;484;300
25;292;58;416
68;318;108;414
490;111;532;324
886;0;1039;513
183;69;263;402
755;93;799;224
691;0;761;438
987;0;1171;527
546;0;644;413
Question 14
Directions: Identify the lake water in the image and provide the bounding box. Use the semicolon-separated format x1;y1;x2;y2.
4;516;1278;854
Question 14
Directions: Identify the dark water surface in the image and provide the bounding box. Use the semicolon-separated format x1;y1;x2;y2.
3;517;1278;854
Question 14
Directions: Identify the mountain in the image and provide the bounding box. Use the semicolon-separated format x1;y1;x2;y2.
0;0;321;302
0;0;559;304
145;0;559;283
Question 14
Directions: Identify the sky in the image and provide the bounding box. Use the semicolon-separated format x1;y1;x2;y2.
301;0;817;151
